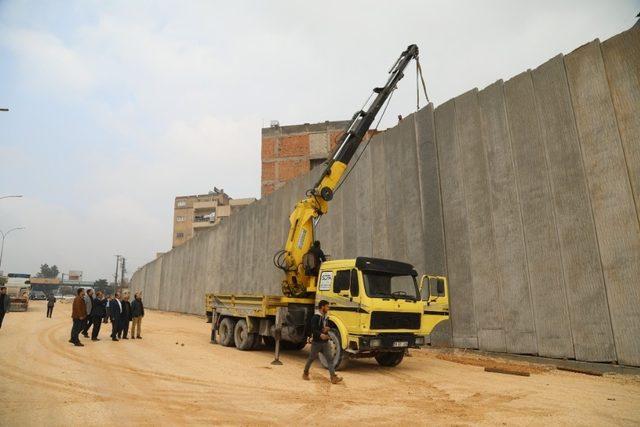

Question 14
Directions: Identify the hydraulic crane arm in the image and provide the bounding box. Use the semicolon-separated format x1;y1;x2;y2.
275;44;420;297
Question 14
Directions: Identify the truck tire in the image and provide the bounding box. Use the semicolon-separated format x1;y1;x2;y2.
233;319;255;351
318;328;349;371
375;351;404;367
219;317;237;347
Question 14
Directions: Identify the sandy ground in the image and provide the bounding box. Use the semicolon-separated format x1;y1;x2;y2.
1;301;639;426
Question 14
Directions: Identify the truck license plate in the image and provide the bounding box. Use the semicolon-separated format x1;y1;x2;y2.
393;341;408;348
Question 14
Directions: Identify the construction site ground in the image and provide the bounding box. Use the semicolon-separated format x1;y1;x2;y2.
2;301;639;426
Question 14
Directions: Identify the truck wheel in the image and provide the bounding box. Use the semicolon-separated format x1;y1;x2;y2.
219;317;237;347
319;329;349;371
375;351;404;367
233;319;255;351
281;340;307;351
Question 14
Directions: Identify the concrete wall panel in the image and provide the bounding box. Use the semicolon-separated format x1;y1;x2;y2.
397;113;427;273
455;89;506;352
383;122;409;264
504;71;575;359
369;133;390;260
601;26;640;222
435;99;478;348
415;104;446;276
354;139;374;257
479;80;537;354
565;40;640;366
532;54;616;362
340;158;359;260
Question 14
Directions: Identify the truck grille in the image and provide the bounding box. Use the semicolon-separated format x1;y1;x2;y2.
370;312;421;330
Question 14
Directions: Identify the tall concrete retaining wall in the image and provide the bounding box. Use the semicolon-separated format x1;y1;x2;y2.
132;25;640;366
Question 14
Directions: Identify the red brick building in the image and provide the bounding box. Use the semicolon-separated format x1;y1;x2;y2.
261;120;376;196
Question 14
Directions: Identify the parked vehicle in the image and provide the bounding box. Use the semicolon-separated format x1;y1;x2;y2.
6;273;31;311
29;291;47;300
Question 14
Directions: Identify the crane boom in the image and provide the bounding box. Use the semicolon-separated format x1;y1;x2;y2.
276;44;420;297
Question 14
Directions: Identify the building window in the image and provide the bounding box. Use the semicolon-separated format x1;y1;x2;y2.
177;200;186;207
310;158;326;170
176;232;184;238
176;216;185;222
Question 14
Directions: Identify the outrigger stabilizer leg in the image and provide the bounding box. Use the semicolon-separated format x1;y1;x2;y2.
210;312;218;344
271;308;284;365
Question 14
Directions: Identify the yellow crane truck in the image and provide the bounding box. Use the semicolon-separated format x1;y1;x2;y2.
206;44;449;369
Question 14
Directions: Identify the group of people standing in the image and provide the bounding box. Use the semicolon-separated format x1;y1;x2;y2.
70;288;144;346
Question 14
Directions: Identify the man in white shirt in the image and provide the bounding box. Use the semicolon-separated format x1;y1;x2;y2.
110;293;123;341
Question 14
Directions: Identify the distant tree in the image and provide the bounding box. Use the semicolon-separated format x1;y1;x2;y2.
36;264;60;279
94;279;108;288
0;276;6;286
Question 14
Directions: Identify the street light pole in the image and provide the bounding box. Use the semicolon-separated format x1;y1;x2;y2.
0;227;26;271
0;195;23;200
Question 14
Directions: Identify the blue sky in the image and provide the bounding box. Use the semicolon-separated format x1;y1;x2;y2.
0;0;637;281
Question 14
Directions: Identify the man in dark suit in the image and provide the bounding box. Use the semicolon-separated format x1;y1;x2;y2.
118;293;132;339
90;291;107;341
110;292;122;341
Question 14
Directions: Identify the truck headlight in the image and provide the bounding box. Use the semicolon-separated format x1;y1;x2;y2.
415;337;425;346
370;338;382;348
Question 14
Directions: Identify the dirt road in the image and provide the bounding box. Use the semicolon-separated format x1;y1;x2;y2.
1;301;639;426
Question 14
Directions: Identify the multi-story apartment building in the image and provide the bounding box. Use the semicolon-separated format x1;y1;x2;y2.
172;188;255;248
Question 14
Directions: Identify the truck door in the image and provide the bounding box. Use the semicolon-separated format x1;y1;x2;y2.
420;275;449;333
330;269;361;333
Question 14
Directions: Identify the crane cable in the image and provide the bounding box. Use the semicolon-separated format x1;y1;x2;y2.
416;57;430;109
334;56;428;195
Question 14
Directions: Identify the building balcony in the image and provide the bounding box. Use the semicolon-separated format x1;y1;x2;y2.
193;221;215;229
193;200;217;210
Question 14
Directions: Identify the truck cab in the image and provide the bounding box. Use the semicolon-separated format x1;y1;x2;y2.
315;257;448;368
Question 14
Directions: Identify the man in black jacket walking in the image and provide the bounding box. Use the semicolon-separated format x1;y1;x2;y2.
130;292;144;339
46;294;56;318
302;300;343;384
90;291;107;341
110;293;122;341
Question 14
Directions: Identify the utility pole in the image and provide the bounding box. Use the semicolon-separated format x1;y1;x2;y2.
114;255;121;292
120;257;126;288
0;227;25;271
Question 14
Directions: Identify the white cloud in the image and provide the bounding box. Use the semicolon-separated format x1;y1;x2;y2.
1;28;94;96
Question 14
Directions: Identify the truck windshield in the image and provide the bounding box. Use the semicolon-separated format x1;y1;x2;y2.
363;272;419;300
